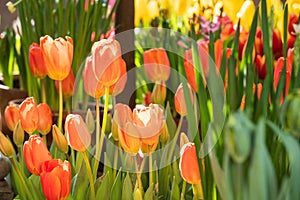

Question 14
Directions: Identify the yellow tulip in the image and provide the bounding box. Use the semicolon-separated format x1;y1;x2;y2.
287;0;300;15
237;0;255;31
222;0;244;24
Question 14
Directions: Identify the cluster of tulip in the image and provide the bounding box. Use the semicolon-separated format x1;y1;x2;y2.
0;31;204;199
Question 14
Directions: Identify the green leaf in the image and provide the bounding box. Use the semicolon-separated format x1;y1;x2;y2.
165;102;177;139
122;172;133;200
110;169;122;200
170;176;180;200
144;183;154;200
158;166;170;198
72;159;89;199
95;172;111;200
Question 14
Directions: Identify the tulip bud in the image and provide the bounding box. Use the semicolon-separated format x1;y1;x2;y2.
179;142;200;184
152;80;167;105
19;97;39;134
174;83;194;116
37;103;52;135
85;108;95;133
52;125;68;153
4;104;20;131
13;121;24;147
65;114;91;152
160;120;169;144
180;132;189;149
255;55;267;80
0;132;15;158
288;35;296;49
111;117;119;141
143;92;152;106
23;135;52;175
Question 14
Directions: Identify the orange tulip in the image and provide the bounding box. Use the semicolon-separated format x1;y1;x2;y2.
179;142;201;184
272;29;283;59
24;135;52;175
0;131;15;158
114;103;164;154
4;104;20;131
40;35;73;80
174;83;194;116
19;97;39;134
37;103;52;135
143;48;170;82
65;114;91;152
40;159;71;200
29;43;47;79
55;70;75;98
109;58;127;96
91;38;122;87
83;56;105;98
274;48;294;96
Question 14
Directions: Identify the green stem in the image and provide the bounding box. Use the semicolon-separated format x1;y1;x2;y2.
181;181;187;200
134;157;143;190
167;115;183;164
10;158;34;200
193;182;203;200
82;151;95;200
93;98;100;177
149;149;153;186
42;135;47;147
58;80;63;130
93;87;109;177
41;78;46;103
113;141;119;180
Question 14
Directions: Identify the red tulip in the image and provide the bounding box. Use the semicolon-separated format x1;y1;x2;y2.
109;58;127;96
37;103;52;135
55;70;75;98
174;83;194;116
255;55;267;80
143;48;170;82
255;28;264;56
83;56;105;98
65;114;91;152
19;97;39;134
29;43;47;79
179;142;200;184
24;135;52;175
4;104;20;131
220;22;235;41
114;103;164;154
143;92;152;106
91;38;123;87
40;35;73;80
274;48;294;97
238;31;248;61
288;36;296;49
288;13;299;36
272;29;283;59
40;159;71;200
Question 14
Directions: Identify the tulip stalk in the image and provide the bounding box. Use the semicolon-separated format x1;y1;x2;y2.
58;80;63;130
93;87;110;177
113;142;119;179
41;78;46;103
149;148;153;187
181;181;187;200
82;151;95;200
167;115;183;164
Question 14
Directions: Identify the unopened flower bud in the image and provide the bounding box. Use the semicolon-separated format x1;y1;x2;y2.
152;80;167;105
133;188;143;200
180;132;189;149
13;121;24;147
0;132;15;158
52;125;68;153
160;120;169;144
111;118;119;141
85;108;95;133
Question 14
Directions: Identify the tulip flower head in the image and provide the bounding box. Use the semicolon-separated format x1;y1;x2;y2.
37;103;53;135
109;58;127;96
0;131;15;158
4;104;20;131
40;35;73;80
114;103;164;154
143;48;170;82
179;142;201;184
40;159;71;200
91;38;123;87
19;97;39;134
174;83;194;116
65;114;91;152
29;43;47;79
55;69;75;98
24;135;52;175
